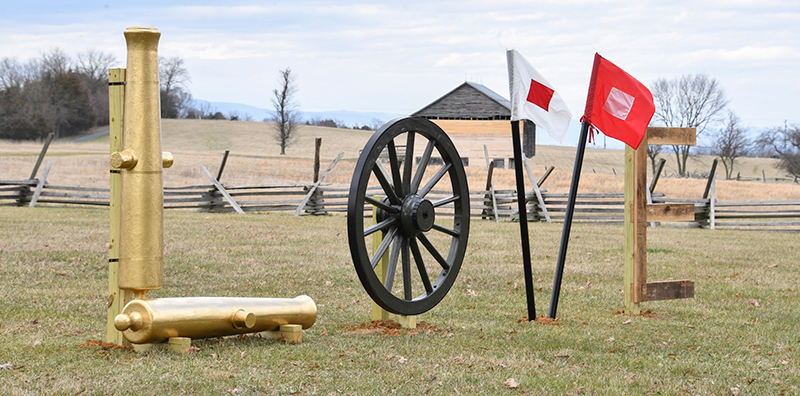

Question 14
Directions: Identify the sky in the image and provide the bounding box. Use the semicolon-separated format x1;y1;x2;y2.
1;0;798;145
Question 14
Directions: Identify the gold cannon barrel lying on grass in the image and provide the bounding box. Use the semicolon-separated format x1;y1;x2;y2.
114;296;317;344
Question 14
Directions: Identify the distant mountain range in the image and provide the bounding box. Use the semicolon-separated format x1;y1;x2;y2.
192;100;406;128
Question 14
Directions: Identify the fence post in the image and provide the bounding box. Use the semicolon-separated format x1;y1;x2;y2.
308;138;327;215
216;150;230;182
649;158;666;193
200;163;245;214
294;151;343;216
522;156;550;223
703;159;718;199
709;175;716;230
483;145;499;222
538;166;555;187
28;160;51;208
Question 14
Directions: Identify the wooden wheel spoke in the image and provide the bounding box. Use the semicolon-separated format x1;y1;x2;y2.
403;132;415;195
388;141;403;197
365;196;399;214
431;223;459;237
411;140;434;194
384;234;401;292
417;233;450;271
409;238;433;294
433;195;459;208
418;163;451;198
364;217;396;237
372;163;399;204
370;227;397;269
401;238;412;300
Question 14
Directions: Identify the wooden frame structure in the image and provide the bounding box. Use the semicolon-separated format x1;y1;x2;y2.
624;127;697;314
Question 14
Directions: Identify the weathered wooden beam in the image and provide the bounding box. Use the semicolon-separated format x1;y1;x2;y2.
484;145;498;223
29;160;51;208
646;280;694;301
30;133;55;180
646;203;695;222
703;159;718;199
646;127;696;146
649;158;666;193
293;151;343;216
216;150;230;182
200;163;245;214
538;166;554;187
522;156;550;223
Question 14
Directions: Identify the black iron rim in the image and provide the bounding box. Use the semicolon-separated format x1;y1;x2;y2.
347;117;470;316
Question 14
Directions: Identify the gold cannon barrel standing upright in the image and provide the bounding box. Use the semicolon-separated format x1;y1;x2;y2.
114;27;165;296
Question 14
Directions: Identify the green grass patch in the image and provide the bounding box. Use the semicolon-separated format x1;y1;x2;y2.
0;207;798;394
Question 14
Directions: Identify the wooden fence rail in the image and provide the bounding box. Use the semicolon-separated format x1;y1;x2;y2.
4;179;800;231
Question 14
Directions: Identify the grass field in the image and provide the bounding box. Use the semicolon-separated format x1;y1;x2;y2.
1;207;799;394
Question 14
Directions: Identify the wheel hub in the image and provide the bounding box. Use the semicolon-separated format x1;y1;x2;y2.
400;195;435;236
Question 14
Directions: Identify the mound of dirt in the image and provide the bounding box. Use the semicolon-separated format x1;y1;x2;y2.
344;320;450;337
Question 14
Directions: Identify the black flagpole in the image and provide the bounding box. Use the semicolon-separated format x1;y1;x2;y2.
548;120;591;319
511;120;535;320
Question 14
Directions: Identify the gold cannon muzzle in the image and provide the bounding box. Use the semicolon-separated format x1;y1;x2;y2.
114;296;317;344
115;27;167;295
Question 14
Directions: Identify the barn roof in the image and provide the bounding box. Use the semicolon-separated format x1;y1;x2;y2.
412;82;511;120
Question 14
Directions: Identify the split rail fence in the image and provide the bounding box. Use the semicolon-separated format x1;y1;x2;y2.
4;171;800;232
3;134;799;231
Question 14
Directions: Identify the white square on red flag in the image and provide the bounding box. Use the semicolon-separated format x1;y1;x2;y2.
603;87;635;121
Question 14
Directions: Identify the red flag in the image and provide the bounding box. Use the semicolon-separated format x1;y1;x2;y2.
582;53;654;149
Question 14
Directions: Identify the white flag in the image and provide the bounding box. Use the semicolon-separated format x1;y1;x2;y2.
507;49;572;142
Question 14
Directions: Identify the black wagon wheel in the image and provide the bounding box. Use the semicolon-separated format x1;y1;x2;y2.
347;117;470;316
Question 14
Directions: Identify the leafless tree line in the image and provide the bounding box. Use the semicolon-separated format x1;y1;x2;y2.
0;49;199;140
648;73;799;180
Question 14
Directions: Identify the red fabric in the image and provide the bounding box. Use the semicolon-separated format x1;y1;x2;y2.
526;79;555;111
582;53;654;149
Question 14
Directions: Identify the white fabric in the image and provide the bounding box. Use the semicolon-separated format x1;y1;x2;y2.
603;87;635;121
506;49;573;142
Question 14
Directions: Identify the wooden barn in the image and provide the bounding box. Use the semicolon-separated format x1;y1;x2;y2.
412;81;536;157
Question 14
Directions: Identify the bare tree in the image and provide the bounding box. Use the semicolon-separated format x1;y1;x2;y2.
651;74;729;176
268;67;300;155
712;111;750;179
76;49;117;125
757;123;800;178
159;56;192;118
40;48;70;76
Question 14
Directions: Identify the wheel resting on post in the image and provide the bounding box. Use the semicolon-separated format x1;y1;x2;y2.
347;117;470;316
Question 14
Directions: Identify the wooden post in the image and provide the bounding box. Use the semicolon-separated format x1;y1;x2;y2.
763;170;767;183
538;166;554;187
709;176;716;230
29;133;55;180
106;68;132;345
649;158;666;193
28;160;51;208
216;150;230;182
200;164;245;214
293;151;343;216
624;143;647;314
522;156;551;223
313;138;322;183
703;159;718;199
483;145;499;222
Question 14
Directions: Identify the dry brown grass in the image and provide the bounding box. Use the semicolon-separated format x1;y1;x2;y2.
2;119;799;202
